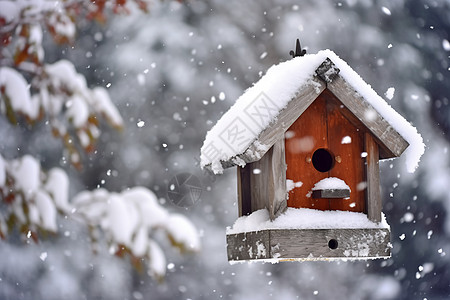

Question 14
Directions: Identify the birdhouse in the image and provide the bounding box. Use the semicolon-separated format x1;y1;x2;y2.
200;45;424;262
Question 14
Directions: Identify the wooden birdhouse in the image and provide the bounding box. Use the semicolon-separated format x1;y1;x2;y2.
200;45;424;262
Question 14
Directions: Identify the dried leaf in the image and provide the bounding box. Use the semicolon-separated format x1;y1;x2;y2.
13;46;30;66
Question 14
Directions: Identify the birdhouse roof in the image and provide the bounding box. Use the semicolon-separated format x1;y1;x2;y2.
200;50;424;174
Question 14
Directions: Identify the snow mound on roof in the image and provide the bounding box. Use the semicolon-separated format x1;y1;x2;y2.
226;208;389;234
200;54;326;173
201;49;424;174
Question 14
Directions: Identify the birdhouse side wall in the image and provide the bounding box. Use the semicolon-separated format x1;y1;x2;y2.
237;139;287;220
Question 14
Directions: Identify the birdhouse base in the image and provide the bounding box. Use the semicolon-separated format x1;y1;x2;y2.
226;228;391;262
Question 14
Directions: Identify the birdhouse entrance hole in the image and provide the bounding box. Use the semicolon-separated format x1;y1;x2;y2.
312;148;334;172
328;238;339;250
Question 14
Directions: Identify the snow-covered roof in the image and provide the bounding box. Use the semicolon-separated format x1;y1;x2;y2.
200;50;424;174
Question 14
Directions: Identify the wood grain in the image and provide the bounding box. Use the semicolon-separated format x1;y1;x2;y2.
237;166;252;216
327;76;409;159
285;95;329;210
365;133;382;222
270;138;288;219
325;90;366;212
285;89;366;213
227;228;391;261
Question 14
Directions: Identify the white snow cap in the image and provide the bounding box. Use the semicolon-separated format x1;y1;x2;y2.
201;50;424;174
312;177;350;191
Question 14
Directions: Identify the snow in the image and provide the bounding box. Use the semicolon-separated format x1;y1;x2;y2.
201;50;424;174
385;87;395;100
381;7;391;16
108;194;138;245
48;11;76;40
312;177;350;191
72;186;200;276
166;214;201;252
91;87;124;128
132;227;148;257
66;95;89;128
286;179;303;192
341;136;352;144
10;155;40;197
148;239;166;278
0;155;69;233
0;1;19;24
121;187;169;227
46;60;87;93
0;155;69;232
44;168;70;211
0;67;35;118
78;130;90;148
29;24;44;62
442;39;450;51
35;189;58;231
226;208;388;234
256;241;266;258
201;53;326;173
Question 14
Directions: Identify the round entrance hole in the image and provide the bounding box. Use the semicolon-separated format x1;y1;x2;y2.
328;239;339;250
312;148;334;172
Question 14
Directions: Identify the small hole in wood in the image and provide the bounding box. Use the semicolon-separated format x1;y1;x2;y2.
312;148;334;172
328;239;338;250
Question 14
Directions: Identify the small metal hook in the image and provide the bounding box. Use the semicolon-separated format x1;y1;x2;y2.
289;38;307;58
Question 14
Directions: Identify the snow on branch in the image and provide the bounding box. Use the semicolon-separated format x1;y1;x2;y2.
73;187;201;279
0;154;200;279
0;154;69;239
0;0;148;168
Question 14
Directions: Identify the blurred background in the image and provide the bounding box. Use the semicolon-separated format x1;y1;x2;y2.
1;0;450;299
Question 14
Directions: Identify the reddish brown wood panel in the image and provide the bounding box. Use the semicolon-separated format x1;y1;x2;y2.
285;95;328;210
285;89;366;213
325;91;365;212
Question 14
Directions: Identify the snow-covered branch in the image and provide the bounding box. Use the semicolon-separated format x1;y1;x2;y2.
0;0;149;167
0;154;69;239
0;154;200;279
73;187;200;279
0;0;200;280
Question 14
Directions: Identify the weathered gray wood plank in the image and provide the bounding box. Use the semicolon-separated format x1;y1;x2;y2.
249;150;270;215
237;166;252;217
271;228;390;259
365;133;382;223
312;189;350;199
227;228;391;261
240;139;288;220
270;138;287;219
226;231;270;261
327;75;409;159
